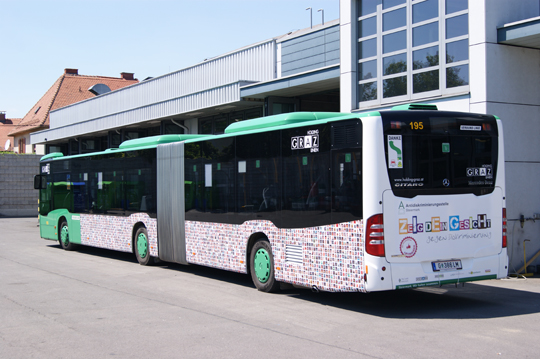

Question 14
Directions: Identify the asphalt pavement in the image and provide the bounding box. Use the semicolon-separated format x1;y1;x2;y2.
1;217;540;358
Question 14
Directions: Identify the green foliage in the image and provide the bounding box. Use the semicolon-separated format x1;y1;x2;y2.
359;82;377;102
384;60;407;76
447;66;467;87
413;69;439;93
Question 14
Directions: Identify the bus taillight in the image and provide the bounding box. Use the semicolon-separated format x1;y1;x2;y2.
502;208;507;248
366;214;385;257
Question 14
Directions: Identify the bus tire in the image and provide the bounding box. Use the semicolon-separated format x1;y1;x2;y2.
58;220;76;251
250;239;280;293
134;227;151;266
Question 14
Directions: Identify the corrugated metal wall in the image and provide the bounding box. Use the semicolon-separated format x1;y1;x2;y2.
280;25;339;77
49;40;276;129
34;82;251;143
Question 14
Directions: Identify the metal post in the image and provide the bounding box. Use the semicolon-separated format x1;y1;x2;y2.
318;8;324;25
306;7;312;29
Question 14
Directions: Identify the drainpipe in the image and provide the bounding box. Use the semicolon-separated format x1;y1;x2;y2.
172;119;189;133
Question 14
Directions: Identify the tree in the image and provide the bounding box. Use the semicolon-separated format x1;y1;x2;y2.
359;82;377;102
447;65;467;88
383;60;407;98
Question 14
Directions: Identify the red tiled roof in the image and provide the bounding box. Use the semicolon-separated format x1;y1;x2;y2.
1;118;22;151
9;69;138;136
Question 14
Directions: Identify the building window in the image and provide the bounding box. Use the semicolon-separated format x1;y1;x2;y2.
357;0;469;108
69;139;79;155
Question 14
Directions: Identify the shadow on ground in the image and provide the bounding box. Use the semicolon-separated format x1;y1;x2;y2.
48;242;540;320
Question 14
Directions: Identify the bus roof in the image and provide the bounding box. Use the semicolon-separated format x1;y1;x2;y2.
41;106;456;162
40;112;368;162
118;134;209;150
224;112;351;134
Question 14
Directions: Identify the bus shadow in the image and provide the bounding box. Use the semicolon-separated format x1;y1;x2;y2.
48;243;256;287
47;243;540;320
47;243;139;264
284;281;540;319
159;262;256;288
161;261;540;320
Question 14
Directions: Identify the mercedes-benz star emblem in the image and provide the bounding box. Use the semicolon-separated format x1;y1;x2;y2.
443;178;450;187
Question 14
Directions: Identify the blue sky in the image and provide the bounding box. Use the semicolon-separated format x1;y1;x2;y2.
0;0;339;119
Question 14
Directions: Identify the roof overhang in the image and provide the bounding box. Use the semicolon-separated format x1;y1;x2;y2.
240;65;340;100
30;81;261;145
498;16;540;49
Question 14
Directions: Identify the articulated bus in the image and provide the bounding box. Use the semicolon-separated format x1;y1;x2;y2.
34;104;507;292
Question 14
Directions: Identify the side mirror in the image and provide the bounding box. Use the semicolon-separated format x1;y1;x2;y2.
34;175;47;190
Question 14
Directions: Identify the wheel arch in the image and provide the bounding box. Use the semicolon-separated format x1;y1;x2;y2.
57;215;77;250
131;221;147;252
58;216;68;230
57;216;68;240
245;231;269;274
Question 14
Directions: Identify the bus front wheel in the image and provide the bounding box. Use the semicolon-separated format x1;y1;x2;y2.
58;220;76;251
250;239;280;293
134;227;151;266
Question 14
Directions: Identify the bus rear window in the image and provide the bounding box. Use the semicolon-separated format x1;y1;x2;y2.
382;111;498;197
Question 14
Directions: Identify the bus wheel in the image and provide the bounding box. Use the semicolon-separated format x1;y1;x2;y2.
134;227;151;266
58;220;76;251
250;239;280;292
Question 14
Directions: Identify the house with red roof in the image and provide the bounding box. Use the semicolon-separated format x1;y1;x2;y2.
9;68;138;154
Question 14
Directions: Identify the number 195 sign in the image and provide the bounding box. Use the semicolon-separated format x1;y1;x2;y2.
291;130;319;153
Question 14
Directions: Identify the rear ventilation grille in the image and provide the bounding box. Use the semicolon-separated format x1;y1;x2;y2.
391;103;438;111
285;244;303;265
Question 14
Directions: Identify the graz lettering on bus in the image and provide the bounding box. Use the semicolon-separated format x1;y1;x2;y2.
291;130;319;153
466;165;493;179
399;214;491;235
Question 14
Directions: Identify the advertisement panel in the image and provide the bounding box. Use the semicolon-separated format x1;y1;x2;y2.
383;188;503;264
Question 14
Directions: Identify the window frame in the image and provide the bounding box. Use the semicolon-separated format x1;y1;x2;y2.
357;0;470;108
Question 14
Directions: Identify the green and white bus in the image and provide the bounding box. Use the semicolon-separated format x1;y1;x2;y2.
35;104;508;292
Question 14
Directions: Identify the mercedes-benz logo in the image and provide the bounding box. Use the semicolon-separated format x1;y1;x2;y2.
443;178;450;187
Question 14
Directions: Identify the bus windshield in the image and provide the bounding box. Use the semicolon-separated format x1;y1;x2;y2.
382;111;499;197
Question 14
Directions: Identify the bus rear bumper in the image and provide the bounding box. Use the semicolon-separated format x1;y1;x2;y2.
368;251;508;291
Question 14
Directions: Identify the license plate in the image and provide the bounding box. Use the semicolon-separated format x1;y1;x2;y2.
432;260;462;272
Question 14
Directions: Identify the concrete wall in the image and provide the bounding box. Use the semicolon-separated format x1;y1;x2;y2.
339;0;356;113
469;0;540;273
0;154;40;217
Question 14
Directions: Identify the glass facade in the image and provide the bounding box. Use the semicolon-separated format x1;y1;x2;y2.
357;0;469;107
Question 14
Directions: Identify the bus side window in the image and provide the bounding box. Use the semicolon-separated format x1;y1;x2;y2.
184;143;202;214
281;150;331;227
38;176;51;215
331;150;363;221
52;171;73;213
236;132;281;223
201;138;235;218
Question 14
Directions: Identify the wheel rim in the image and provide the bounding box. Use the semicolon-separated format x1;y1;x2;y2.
60;225;69;246
137;232;148;258
253;248;271;283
